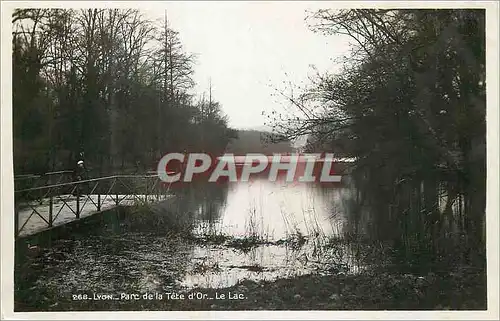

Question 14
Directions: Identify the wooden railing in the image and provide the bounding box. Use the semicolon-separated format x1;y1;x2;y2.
14;174;174;238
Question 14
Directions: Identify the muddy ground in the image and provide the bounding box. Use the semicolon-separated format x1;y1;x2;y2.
16;266;486;311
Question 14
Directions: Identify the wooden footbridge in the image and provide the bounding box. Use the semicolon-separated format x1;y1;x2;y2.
14;171;175;239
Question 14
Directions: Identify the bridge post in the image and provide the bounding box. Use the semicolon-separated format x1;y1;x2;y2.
97;194;101;211
76;190;80;219
49;196;53;227
115;176;119;205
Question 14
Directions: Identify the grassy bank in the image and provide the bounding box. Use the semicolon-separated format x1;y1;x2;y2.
17;267;485;311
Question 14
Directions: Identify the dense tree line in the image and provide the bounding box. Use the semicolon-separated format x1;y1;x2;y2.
225;130;294;155
268;9;486;270
12;8;237;175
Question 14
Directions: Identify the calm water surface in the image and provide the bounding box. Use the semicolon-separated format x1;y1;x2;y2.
193;179;353;239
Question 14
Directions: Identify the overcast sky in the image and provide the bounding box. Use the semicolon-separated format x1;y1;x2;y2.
141;1;351;130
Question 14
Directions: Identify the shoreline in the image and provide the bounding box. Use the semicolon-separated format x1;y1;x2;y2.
15;264;486;312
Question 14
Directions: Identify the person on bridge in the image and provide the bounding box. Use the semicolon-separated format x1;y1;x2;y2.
72;159;89;196
76;160;88;180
